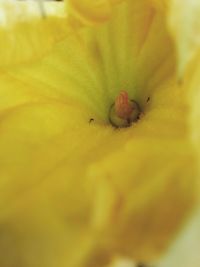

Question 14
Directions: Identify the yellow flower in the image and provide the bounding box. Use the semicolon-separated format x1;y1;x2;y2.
0;0;199;267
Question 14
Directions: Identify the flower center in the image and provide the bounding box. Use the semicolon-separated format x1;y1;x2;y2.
109;91;141;128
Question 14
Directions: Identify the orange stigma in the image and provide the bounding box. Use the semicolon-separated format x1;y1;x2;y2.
115;91;134;119
109;91;141;128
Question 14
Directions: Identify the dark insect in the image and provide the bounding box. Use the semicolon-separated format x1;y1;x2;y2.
137;263;146;267
146;97;150;103
89;118;94;123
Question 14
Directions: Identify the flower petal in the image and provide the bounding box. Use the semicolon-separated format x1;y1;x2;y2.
86;78;198;263
0;98;114;267
167;0;200;76
0;0;68;66
159;207;200;267
67;0;124;25
7;0;174;121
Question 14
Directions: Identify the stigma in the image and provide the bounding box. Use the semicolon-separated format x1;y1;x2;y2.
109;91;141;128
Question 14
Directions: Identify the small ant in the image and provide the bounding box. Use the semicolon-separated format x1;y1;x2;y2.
89;118;94;123
146;97;150;103
137;263;147;267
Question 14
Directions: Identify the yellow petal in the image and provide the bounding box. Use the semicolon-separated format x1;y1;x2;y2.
107;258;136;267
67;0;124;26
184;51;200;186
86;78;198;262
167;0;200;76
0;0;68;66
150;0;168;10
0;100;111;267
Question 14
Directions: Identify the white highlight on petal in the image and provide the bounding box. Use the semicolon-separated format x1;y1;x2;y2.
168;0;200;76
0;0;65;27
159;207;200;267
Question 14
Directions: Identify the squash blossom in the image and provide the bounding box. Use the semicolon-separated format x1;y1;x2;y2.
0;0;200;267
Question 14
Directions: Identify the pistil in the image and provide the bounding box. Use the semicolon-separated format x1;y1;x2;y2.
109;90;141;128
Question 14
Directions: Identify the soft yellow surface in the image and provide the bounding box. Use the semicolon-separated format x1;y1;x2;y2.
68;0;124;25
0;1;68;66
0;1;199;267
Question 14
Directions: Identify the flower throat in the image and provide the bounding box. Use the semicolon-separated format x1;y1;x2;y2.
109;91;141;128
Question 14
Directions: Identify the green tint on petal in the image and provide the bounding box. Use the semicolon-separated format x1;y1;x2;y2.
9;0;174;122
